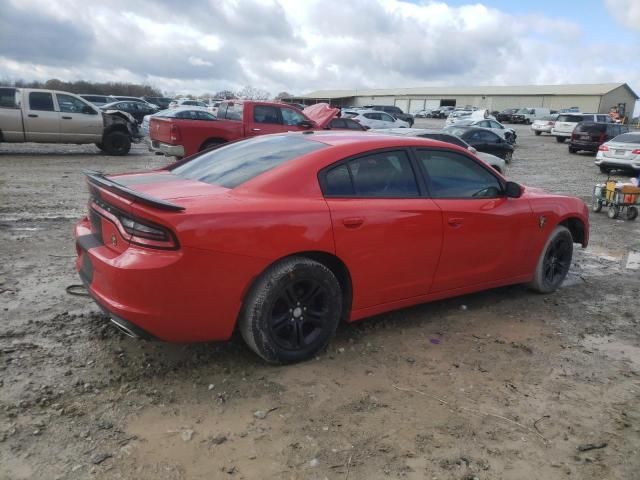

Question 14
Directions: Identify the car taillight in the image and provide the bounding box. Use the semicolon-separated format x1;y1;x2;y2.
571;133;577;140
632;149;640;154
599;133;606;142
92;200;178;250
170;124;181;142
598;145;609;151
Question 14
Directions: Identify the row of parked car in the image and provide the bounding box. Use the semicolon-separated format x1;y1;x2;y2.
529;112;637;172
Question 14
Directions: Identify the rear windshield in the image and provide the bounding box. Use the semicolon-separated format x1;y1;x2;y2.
170;135;326;188
0;87;17;108
611;133;640;144
557;114;584;122
575;123;606;133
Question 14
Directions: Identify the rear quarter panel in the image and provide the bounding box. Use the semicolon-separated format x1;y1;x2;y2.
150;117;244;157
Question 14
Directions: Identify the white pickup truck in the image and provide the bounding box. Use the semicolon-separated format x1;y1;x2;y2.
0;87;141;155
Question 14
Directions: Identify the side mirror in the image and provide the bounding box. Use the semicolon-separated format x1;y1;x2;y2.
505;181;522;198
468;146;477;154
297;120;315;129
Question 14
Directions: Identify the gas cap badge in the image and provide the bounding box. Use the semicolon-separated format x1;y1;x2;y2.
111;234;117;246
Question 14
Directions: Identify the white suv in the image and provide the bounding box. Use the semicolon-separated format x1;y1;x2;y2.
552;113;611;143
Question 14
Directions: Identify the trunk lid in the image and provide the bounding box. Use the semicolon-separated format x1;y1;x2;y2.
109;170;229;201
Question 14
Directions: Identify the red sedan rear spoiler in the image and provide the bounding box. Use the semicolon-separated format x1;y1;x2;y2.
83;170;185;212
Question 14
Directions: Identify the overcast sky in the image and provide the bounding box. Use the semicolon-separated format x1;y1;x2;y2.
0;0;638;104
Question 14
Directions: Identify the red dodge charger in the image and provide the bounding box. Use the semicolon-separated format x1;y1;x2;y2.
74;132;588;363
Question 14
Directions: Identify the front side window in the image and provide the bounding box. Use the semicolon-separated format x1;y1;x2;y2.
171;135;326;189
221;102;243;121
253;105;280;124
56;93;91;113
417;150;502;199
363;113;378;120
380;113;395;122
29;92;54;111
280;107;306;126
489;120;503;129
345;119;364;130
329;119;346;129
323;150;419;197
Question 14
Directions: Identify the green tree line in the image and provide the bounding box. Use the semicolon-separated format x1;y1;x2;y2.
0;78;162;97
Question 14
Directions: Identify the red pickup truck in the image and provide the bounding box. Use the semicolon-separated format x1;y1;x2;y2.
149;101;339;158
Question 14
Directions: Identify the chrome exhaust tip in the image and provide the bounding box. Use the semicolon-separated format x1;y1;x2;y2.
110;317;140;338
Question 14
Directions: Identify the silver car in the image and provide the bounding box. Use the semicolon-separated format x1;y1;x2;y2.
595;132;640;173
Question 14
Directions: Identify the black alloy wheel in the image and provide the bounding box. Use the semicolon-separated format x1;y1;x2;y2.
239;257;342;363
268;279;329;351
542;235;572;287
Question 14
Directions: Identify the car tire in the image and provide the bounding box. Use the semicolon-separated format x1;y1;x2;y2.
592;199;603;212
626;206;638;221
529;225;573;294
608;205;619;219
95;142;104;151
534;131;541;136
599;166;611;174
239;256;343;364
568;147;578;154
102;132;131;156
503;151;513;164
555;137;565;143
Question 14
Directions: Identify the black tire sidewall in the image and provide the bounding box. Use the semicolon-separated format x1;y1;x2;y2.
103;132;131;156
530;226;573;293
240;257;342;364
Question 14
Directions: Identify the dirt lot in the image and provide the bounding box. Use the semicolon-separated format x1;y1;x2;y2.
1;121;639;480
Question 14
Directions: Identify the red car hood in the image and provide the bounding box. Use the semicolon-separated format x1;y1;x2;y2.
109;171;228;201
303;103;340;129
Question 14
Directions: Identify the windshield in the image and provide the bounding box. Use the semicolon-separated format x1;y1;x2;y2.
611;133;640;144
171;135;326;188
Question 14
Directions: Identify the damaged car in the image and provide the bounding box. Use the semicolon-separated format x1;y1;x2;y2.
0;87;141;155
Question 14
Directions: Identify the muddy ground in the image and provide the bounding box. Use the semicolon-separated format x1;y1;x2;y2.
1;120;639;480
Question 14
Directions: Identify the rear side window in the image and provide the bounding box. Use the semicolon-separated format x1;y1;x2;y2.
417;150;502;199
0;88;17;108
345;119;365;130
224;103;243;121
29;92;54;111
323;150;419;197
328;119;346;129
56;94;90;113
171;135;326;189
575;123;606;133
253;105;280;124
557;114;584;122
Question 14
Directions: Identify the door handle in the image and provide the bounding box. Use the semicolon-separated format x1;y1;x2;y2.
61;116;72;119
447;217;464;228
28;114;38;118
342;217;364;228
251;128;261;132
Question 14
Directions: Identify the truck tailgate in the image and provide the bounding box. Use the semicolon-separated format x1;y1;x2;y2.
149;117;175;144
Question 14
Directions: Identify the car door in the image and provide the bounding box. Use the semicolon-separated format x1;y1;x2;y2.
361;113;380;128
476;130;504;156
55;93;103;143
24;91;60;142
247;104;284;136
321;149;443;309
380;112;397;128
415;148;534;292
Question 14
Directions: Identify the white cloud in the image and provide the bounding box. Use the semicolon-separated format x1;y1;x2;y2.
0;0;638;103
605;0;640;31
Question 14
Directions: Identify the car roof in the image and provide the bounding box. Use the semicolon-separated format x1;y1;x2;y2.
285;131;461;149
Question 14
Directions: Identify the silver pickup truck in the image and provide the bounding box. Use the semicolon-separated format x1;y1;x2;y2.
0;87;141;155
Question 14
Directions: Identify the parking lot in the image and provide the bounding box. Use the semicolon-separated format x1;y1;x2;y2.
1;120;639;479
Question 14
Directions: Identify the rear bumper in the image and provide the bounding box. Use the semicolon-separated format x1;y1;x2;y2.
155;141;185;157
595;154;640;169
551;130;571;137
74;217;267;343
531;125;552;133
569;140;599;152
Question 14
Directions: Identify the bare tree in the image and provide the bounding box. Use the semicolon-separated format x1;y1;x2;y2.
236;85;270;100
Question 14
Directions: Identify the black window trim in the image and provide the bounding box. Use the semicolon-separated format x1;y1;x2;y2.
318;147;427;199
412;147;507;200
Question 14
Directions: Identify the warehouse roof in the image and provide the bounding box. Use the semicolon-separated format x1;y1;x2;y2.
296;83;638;99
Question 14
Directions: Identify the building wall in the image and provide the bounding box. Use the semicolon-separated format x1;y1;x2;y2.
350;94;605;113
601;86;636;117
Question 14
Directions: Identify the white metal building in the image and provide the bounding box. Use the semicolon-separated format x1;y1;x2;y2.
288;83;638;118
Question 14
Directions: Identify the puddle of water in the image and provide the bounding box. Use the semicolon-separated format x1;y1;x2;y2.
582;335;640;369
